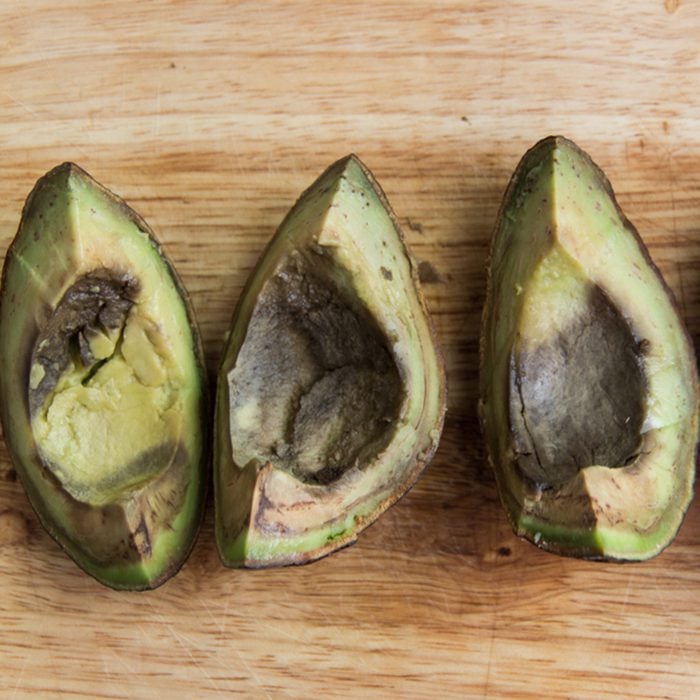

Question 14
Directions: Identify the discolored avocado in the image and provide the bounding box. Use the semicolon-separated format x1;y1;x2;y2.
0;164;207;589
215;155;446;567
480;136;699;561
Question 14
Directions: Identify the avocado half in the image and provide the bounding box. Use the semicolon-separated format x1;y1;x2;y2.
215;155;446;567
480;136;699;561
0;164;207;589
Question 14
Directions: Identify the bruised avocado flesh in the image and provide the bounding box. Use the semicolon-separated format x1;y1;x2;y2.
480;136;699;560
215;155;446;567
0;163;206;589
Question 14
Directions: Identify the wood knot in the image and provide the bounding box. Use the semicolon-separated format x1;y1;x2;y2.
418;260;443;284
481;539;519;566
1;467;17;482
0;509;30;546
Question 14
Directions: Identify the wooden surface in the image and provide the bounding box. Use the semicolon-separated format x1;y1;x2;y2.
1;2;699;698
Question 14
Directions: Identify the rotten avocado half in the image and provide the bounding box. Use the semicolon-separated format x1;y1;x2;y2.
0;163;207;589
215;155;446;567
480;136;699;561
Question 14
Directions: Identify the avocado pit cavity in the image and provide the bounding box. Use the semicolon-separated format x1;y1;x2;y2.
29;269;182;506
228;250;404;486
510;248;646;487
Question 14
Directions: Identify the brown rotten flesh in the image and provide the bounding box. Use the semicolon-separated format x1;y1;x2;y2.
0;163;207;589
480;136;699;560
215;155;446;567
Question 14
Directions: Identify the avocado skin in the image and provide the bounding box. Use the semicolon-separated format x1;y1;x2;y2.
0;163;208;590
479;136;699;561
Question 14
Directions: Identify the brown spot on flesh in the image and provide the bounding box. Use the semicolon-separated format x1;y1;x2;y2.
130;515;152;557
28;269;139;417
255;483;292;537
510;285;645;487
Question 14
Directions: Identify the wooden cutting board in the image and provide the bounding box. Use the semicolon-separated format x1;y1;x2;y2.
1;2;699;697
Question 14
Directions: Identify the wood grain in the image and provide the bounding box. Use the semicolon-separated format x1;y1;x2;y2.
1;1;700;697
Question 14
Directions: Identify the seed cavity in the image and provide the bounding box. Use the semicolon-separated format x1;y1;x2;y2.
228;249;404;485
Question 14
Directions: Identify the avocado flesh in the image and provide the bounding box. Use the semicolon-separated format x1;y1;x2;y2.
480;136;699;560
215;155;446;567
0;164;206;589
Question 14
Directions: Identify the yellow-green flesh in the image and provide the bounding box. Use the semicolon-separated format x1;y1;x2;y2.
32;311;184;506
